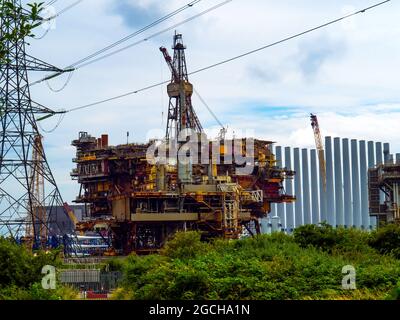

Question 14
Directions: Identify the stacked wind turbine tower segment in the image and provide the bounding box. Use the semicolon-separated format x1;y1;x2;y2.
262;138;395;232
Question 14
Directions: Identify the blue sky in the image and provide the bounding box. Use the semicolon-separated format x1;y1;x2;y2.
22;0;400;202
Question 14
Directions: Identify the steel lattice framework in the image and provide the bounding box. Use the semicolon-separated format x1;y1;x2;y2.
160;33;203;140
0;0;69;246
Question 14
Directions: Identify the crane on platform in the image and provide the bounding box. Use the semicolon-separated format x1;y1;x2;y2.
310;114;326;191
26;135;47;247
159;33;203;140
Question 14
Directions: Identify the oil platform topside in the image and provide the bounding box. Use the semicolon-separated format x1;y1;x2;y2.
368;161;400;225
70;34;295;255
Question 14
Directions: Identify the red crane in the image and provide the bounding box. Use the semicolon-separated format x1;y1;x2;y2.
310;114;326;191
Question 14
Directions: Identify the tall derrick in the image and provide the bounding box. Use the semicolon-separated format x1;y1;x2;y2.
160;33;203;140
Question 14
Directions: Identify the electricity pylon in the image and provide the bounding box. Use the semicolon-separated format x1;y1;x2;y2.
0;0;71;248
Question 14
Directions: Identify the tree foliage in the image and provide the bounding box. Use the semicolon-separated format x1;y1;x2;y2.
0;237;76;300
113;228;400;300
0;1;44;59
369;224;400;259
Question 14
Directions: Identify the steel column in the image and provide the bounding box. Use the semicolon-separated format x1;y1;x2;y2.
376;142;383;165
343;138;352;228
375;142;384;222
302;149;311;225
368;141;376;229
383;143;390;164
294;148;303;227
359;141;369;229
285;147;295;232
368;141;375;168
351;139;361;228
325;137;335;226
334;138;344;227
310;149;320;224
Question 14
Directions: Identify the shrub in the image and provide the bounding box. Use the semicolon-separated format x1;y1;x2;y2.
293;223;372;255
0;238;61;289
162;231;208;259
293;223;337;251
115;229;400;300
369;224;400;258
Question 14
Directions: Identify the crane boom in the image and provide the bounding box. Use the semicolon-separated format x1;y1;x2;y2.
63;202;79;227
159;46;179;83
310;114;326;191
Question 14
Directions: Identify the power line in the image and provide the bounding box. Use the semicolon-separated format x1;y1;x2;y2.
69;0;203;67
46;71;74;92
42;0;84;22
74;0;233;69
67;80;170;112
31;0;207;86
189;0;391;76
32;1;80;40
64;0;390;114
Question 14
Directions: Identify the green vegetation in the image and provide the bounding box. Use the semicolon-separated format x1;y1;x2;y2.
0;224;399;300
0;238;77;300
369;223;400;259
111;224;400;300
0;1;44;60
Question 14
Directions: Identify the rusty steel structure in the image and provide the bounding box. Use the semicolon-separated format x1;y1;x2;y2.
71;34;295;255
368;162;400;225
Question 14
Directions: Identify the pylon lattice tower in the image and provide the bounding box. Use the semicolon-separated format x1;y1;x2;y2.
0;0;70;247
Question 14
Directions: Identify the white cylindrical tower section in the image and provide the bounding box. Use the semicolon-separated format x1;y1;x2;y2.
343;138;352;228
310;149;320;224
383;143;390;164
359;140;369;229
351;139;361;228
302;149;311;225
376;142;383;165
285;147;295;232
367;141;376;229
334;138;344;227
325;137;335;226
294;148;303;227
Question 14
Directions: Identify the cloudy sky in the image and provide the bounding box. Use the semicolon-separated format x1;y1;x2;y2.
23;0;400;202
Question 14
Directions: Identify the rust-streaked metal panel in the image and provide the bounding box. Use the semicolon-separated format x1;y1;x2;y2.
131;213;199;222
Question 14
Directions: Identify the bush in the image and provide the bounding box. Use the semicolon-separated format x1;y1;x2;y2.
0;238;61;289
114;229;400;300
293;223;372;255
293;223;337;251
387;282;400;300
0;283;78;300
161;231;208;259
369;224;400;258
